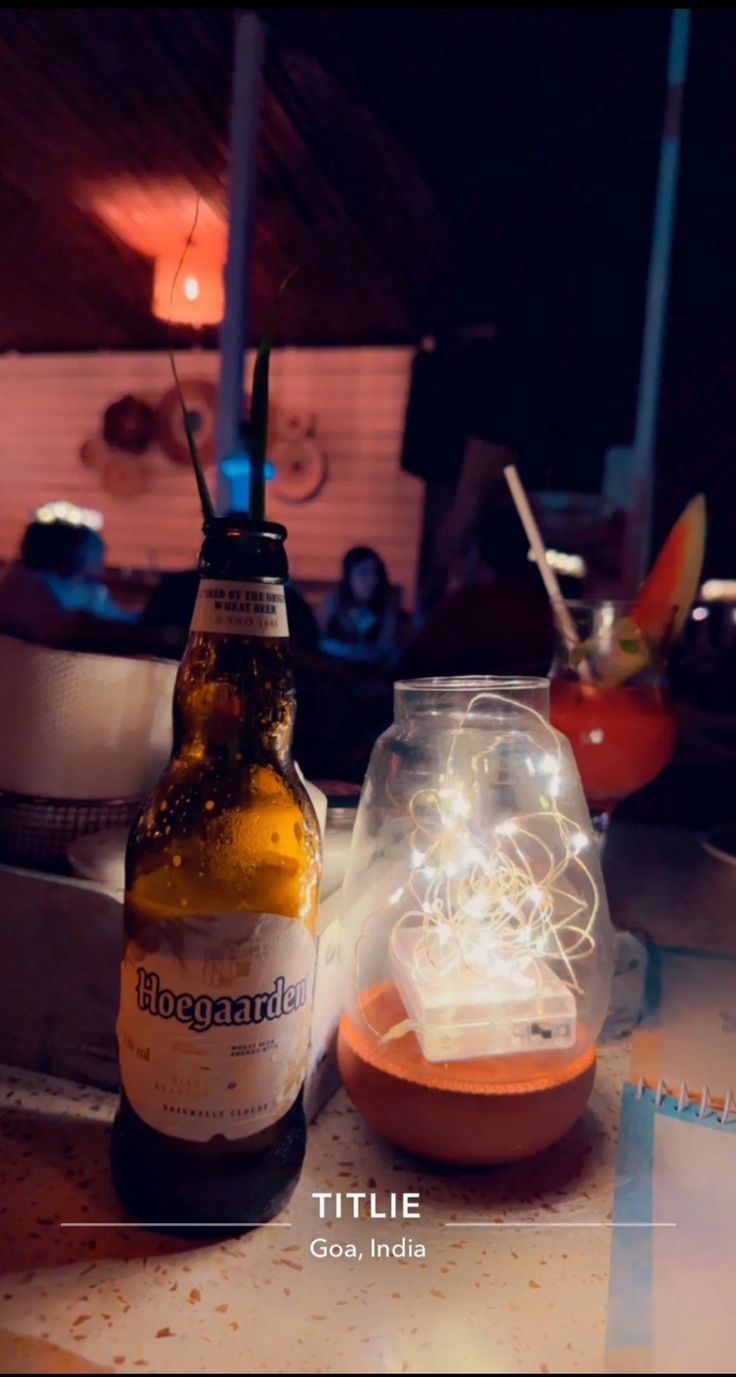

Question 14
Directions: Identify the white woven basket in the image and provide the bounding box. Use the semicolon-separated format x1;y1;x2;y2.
0;635;177;800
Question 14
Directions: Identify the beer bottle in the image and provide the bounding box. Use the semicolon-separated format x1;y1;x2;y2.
112;515;321;1230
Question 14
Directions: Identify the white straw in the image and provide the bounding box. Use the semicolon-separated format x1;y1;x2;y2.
503;464;592;681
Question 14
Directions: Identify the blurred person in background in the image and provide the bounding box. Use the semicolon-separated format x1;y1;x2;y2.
0;520;136;644
320;546;399;667
401;307;536;619
395;500;554;680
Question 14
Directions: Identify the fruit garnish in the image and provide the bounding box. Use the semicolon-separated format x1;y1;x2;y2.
631;493;706;641
588;496;706;687
581;614;652;687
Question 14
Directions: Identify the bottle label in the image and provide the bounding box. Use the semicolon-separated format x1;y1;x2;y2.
117;910;314;1142
190;579;289;638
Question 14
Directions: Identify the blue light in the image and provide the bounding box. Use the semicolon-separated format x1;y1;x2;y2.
220;452;275;510
221;453;275;480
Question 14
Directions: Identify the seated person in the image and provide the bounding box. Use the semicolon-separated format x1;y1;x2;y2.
396;503;554;680
320;546;399;667
0;520;136;644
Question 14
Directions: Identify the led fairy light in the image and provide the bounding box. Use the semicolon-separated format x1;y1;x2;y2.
361;689;600;1063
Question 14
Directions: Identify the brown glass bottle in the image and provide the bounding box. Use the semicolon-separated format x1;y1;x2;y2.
111;516;321;1231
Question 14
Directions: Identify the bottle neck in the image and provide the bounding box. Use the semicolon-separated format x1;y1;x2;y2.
174;632;294;764
173;516;294;766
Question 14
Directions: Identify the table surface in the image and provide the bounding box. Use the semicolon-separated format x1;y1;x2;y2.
1;820;734;1376
0;1050;627;1376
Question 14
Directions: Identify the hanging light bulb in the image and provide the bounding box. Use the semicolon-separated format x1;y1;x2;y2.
152;252;224;326
86;179;227;327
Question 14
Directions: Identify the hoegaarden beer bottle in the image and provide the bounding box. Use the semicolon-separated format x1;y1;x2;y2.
112;515;321;1229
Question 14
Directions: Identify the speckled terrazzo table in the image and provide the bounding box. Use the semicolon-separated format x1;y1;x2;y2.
3;819;733;1375
0;1045;628;1376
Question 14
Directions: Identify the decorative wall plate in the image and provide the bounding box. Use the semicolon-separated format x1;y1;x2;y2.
269;411;327;503
270;438;327;502
79;385;323;505
79;436;110;470
102;452;149;500
103;394;157;453
157;378;217;467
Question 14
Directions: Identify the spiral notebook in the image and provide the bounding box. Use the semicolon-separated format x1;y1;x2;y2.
605;946;736;1375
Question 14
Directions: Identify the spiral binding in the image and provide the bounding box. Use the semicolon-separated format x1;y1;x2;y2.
634;1076;734;1124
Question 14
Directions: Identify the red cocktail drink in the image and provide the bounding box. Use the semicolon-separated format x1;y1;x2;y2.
549;600;677;827
550;679;677;814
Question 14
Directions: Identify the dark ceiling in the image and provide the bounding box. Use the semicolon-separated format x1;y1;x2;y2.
0;8;735;503
0;6;445;351
0;6;683;355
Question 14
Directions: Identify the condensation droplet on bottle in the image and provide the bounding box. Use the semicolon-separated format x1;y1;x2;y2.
172;855;182;867
205;800;215;811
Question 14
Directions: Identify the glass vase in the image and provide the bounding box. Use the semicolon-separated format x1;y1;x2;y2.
337;676;613;1164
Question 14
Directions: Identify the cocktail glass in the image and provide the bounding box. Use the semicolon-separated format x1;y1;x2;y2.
550;600;677;840
550;601;678;1036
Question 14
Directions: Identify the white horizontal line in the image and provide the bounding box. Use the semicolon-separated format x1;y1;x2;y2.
60;1220;675;1231
60;1221;292;1229
443;1221;676;1228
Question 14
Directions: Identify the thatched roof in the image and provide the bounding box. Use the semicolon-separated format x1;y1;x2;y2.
0;8;732;409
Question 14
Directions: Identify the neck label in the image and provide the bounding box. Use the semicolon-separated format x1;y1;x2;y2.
191;578;289;638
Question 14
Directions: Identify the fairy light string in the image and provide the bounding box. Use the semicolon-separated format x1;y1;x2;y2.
357;688;600;1049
